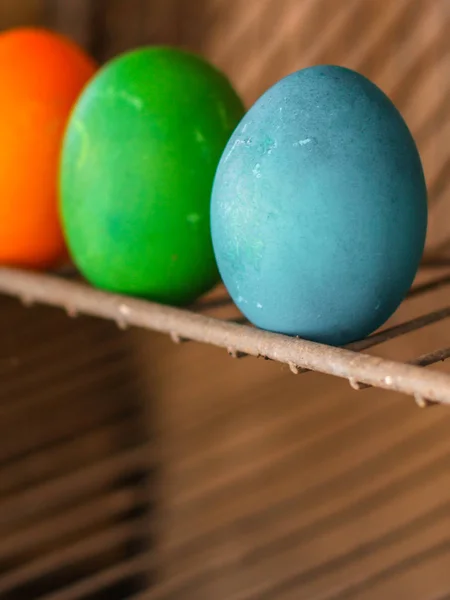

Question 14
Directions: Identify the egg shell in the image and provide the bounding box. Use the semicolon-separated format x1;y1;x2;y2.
211;65;427;345
60;47;245;305
0;27;96;268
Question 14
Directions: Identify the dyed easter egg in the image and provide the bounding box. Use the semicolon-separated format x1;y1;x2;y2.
60;47;244;304
211;65;427;345
0;27;96;268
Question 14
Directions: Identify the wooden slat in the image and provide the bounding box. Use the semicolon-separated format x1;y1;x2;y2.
0;488;142;561
0;519;145;594
0;444;150;528
40;552;152;600
0;417;138;496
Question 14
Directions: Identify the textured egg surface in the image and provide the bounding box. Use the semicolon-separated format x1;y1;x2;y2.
60;46;244;304
211;65;427;345
0;27;96;268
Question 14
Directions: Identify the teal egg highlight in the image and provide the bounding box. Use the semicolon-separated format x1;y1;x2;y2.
211;65;427;345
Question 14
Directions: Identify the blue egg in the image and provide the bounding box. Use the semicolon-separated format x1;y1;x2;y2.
211;65;427;346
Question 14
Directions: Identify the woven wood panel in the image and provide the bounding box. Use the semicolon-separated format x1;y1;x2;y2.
0;297;154;598
129;279;450;600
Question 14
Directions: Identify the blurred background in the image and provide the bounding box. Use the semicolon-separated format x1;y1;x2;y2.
0;1;449;599
4;0;448;249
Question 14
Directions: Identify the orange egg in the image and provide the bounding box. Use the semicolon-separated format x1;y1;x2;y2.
0;27;96;268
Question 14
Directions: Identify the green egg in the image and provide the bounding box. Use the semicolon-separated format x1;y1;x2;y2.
59;47;245;304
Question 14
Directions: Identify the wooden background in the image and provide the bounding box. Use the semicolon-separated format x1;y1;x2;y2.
1;0;448;250
0;1;449;599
